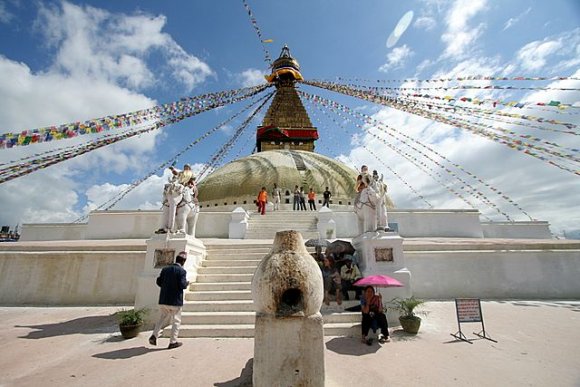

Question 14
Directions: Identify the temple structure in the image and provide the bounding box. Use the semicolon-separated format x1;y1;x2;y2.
197;46;386;210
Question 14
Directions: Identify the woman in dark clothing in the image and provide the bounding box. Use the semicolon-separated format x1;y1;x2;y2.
361;285;390;345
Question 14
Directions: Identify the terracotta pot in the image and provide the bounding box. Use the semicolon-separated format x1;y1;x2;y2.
119;323;142;339
399;316;421;334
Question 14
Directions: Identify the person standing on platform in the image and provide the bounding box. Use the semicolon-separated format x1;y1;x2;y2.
149;251;189;349
293;185;300;211
272;183;282;211
308;188;317;211
322;187;332;208
299;186;307;211
257;186;268;215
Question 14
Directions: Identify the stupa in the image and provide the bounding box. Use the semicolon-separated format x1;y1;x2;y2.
197;45;394;210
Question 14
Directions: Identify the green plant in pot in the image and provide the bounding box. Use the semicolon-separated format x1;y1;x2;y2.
391;296;427;334
117;308;148;339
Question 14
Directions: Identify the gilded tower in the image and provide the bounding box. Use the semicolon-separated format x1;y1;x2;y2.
257;46;319;152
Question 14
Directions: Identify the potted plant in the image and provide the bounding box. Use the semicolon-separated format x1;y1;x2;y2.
391;296;427;334
116;308;148;339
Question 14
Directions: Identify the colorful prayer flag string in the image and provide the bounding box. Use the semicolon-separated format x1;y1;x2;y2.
301;90;538;220
302;80;580;176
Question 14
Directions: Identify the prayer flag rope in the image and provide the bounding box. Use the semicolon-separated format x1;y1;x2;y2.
303;95;501;220
345;83;580;130
0;84;270;149
301;91;536;220
198;92;274;180
389;94;579;136
0;86;271;185
242;0;272;64
376;93;580;157
369;87;580;115
334;75;580;84
78;92;276;218
310;109;434;208
302;80;580;176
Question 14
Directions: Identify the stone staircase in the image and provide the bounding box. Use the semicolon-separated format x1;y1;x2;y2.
173;240;361;338
244;210;320;239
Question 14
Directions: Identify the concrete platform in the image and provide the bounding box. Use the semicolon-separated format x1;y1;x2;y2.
1;300;579;386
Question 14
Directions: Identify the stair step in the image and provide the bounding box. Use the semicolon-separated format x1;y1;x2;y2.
181;311;255;325
183;300;254;312
196;274;254;283
203;260;260;267
198;266;257;275
189;282;251;291
185;290;252;301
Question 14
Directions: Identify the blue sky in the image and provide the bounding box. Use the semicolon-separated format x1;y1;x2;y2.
0;0;578;237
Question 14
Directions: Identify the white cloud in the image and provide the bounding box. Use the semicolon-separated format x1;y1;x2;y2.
240;68;267;87
503;7;531;31
414;16;436;31
379;45;414;72
516;40;562;72
36;1;214;92
441;0;488;59
0;1;216;227
514;28;580;72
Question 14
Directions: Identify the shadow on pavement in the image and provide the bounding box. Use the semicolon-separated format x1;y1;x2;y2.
214;358;253;387
92;346;164;359
16;315;117;339
325;336;380;355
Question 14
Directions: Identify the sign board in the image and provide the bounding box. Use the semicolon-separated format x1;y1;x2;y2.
451;298;497;343
456;298;482;323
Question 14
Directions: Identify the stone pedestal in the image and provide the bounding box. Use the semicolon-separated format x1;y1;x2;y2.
317;206;335;239
134;233;205;317
252;230;325;387
352;231;412;299
229;207;249;239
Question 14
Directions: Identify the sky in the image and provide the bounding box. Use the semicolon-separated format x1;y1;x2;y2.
0;0;578;237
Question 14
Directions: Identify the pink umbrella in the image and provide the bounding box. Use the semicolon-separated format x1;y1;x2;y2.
354;274;403;288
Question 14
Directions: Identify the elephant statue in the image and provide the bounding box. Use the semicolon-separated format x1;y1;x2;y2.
354;178;379;234
156;181;184;234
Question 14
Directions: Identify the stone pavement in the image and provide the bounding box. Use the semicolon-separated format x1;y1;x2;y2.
1;301;579;386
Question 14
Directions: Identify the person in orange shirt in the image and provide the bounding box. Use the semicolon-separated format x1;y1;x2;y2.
307;188;317;211
257;186;268;215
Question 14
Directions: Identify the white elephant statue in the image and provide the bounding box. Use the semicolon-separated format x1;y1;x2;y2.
354;183;379;234
174;185;200;236
156;181;184;234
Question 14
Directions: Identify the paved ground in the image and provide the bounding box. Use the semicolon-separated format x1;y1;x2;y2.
1;300;579;387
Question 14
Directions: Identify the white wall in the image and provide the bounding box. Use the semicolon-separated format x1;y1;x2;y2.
20;209;555;241
406;249;580;299
87;211;160;239
333;209;484;238
20;223;87;241
481;221;552;239
0;251;144;305
196;212;230;238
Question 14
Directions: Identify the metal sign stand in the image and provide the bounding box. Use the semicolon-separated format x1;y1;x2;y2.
451;298;497;344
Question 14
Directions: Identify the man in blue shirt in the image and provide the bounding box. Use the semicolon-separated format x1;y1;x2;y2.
149;251;189;349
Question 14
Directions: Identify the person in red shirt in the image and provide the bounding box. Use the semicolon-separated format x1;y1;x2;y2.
257;186;268;215
307;188;317;211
